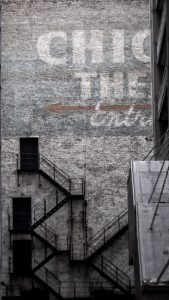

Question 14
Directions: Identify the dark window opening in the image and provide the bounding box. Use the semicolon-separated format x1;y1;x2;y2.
13;198;31;232
13;240;32;276
20;138;39;171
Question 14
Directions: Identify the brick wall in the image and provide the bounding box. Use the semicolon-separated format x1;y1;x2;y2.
1;0;151;297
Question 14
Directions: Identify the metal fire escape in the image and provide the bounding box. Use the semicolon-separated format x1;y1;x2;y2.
11;152;134;298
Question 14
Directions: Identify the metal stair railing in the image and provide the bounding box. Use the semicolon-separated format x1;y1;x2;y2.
91;255;131;294
32;249;57;273
34;224;70;252
2;279;114;299
16;153;85;196
40;154;71;193
33;263;61;296
32;191;69;228
87;208;128;257
89;281;113;294
69;209;128;261
69;240;132;295
34;265;97;298
40;154;85;196
60;281;91;298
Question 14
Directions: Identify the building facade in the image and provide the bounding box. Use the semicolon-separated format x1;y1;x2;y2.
151;0;169;148
128;1;169;299
1;0;151;299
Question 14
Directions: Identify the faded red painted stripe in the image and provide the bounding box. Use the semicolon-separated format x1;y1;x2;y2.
46;103;151;113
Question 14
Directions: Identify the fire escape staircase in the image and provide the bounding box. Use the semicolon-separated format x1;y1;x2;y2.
33;265;107;299
28;155;85;291
31;191;70;229
17;153;85;199
32;208;131;297
17;153;131;297
89;255;132;296
32;264;63;299
31;192;70;275
32;223;69;270
86;208;128;259
39;155;72;197
27;154;85;229
39;154;85;200
85;208;132;296
33;265;116;299
32;223;70;274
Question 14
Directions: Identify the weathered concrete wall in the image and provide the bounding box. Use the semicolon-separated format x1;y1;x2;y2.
1;0;152;297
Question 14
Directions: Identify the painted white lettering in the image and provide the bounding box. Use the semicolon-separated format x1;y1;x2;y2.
112;30;125;63
132;30;150;63
75;72;97;100
37;32;67;65
73;30;103;64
